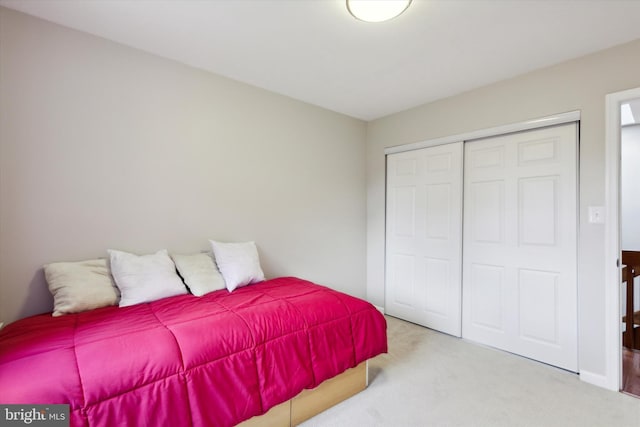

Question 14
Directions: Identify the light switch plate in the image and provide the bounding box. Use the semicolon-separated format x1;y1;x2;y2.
589;206;605;224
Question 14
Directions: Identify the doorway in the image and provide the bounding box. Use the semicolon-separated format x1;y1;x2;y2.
604;86;640;394
620;99;640;395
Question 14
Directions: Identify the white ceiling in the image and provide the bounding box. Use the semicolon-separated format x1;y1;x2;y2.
3;0;640;121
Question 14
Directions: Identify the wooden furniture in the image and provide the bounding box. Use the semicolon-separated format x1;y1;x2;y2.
238;362;368;427
622;251;640;350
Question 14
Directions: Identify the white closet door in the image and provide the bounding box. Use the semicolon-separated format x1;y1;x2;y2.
385;142;463;336
462;123;578;371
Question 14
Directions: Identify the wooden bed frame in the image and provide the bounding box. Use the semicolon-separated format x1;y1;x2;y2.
238;361;368;427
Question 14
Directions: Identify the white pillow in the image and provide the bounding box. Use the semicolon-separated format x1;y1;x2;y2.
171;252;226;296
209;241;265;292
44;258;120;316
108;249;188;307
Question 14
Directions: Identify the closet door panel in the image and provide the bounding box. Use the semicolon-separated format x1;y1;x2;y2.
462;123;578;372
385;142;463;336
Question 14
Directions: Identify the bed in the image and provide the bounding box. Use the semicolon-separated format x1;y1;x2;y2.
0;276;387;426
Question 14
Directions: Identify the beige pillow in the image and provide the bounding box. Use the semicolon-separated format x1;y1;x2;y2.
171;252;226;296
44;258;120;316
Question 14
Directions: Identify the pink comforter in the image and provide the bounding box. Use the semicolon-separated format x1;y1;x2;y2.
0;277;387;426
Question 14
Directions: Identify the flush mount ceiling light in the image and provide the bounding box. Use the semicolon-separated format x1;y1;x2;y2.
347;0;412;23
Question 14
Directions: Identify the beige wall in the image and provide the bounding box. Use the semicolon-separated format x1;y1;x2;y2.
0;7;367;324
366;38;640;379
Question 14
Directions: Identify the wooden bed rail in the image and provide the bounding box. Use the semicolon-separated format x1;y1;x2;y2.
238;361;368;427
622;251;640;350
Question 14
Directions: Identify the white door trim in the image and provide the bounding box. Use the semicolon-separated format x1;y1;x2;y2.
384;111;580;155
604;86;640;391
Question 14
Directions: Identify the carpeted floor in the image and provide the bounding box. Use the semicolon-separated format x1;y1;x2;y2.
300;316;640;427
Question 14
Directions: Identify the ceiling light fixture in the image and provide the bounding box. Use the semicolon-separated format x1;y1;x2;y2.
346;0;412;23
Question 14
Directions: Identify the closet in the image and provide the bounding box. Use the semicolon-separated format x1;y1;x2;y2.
385;122;578;372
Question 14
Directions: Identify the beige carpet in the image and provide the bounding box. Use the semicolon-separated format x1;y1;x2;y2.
300;316;640;427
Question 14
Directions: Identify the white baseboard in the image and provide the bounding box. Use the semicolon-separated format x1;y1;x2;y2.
374;305;385;315
580;370;617;391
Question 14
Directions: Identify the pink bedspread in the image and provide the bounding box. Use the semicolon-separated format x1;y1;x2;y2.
0;277;387;426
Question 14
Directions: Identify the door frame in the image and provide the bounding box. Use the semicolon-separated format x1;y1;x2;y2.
604;86;640;391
